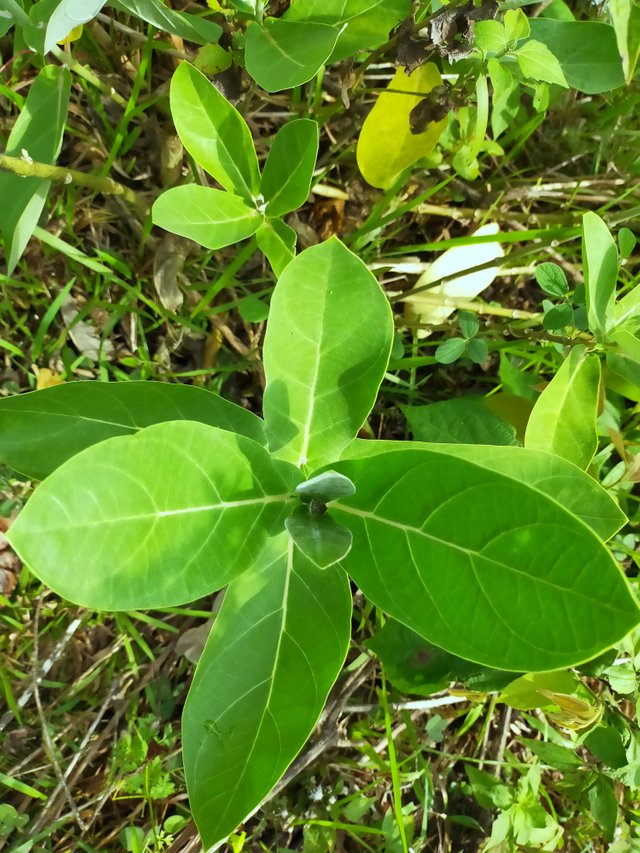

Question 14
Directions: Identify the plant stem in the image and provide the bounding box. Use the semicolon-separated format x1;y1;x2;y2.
1;0;31;27
0;153;143;209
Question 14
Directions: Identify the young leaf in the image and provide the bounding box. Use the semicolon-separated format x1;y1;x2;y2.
474;20;509;54
613;282;640;329
296;470;356;503
284;0;410;60
503;8;530;43
435;337;467;364
610;0;640;83
0;380;266;480
0;65;71;274
466;337;488;364
183;535;351;848
516;40;568;86
285;506;353;568
256;218;296;276
524;346;600;470
152;186;263;250
110;0;222;44
528;20;624;93
535;262;569;297
583;211;618;338
170;62;260;199
331;449;639;671
402;399;518;446
8;423;299;610
356;64;447;189
458;310;480;339
43;0;107;52
618;226;636;258
260;119;319;218
244;19;339;93
262;238;393;470
488;59;520;139
341;439;626;541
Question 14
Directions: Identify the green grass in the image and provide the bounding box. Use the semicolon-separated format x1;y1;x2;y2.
1;5;640;852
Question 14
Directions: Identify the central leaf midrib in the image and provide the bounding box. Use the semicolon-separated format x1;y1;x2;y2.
30;494;292;529
335;502;626;611
211;537;294;830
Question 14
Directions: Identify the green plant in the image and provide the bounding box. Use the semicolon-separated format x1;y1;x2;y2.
2;230;639;846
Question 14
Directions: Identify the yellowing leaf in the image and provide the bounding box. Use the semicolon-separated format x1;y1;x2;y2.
35;368;63;390
356;64;446;189
57;23;83;44
404;223;504;335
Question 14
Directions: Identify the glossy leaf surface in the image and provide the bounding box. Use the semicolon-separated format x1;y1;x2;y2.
245;19;339;93
184;535;351;847
8;423;299;610
528;20;624;93
170;62;259;198
0;65;71;274
403;399;518;446
256;218;296;276
583;212;618;338
152;186;262;250
356;64;446;189
340;439;625;541
0;380;265;480
525;345;600;470
332;449;638;671
262;238;393;470
110;0;222;44
260;119;319;218
43;0;107;51
284;0;410;60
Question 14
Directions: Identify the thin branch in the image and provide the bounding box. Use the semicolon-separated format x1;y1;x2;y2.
0;153;144;210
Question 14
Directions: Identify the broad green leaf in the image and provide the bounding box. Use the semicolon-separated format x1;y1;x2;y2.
245;19;339;93
0;65;71;274
110;0;222;44
611;0;640;83
41;0;107;51
260;119;319;218
262;238;393;470
402;399;518;446
519;738;583;772
474;20;509;54
285;506;352;568
284;0;409;60
340;440;625;545
488;59;520;139
331;449;639;671
170;62;259;199
515;39;568;86
368;619;512;697
524;346;600;470
256;218;296;276
356;64;447;190
183;535;351;848
583;212;618;338
8;423;299;609
152;186;262;250
528;20;624;93
0;380;265;479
